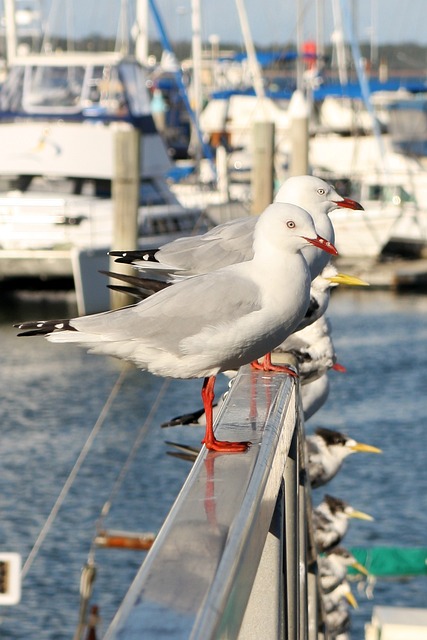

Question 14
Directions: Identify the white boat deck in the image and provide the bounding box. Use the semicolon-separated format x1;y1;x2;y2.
366;605;427;640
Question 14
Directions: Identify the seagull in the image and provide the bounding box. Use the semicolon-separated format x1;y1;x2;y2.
319;546;369;593
313;494;374;552
306;427;382;488
110;175;363;282
15;202;337;453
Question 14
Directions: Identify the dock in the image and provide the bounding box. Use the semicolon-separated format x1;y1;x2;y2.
335;256;427;290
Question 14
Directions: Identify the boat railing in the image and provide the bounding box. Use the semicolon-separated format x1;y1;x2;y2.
104;365;326;640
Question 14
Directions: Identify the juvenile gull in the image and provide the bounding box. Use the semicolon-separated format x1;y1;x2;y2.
313;495;374;552
306;427;382;488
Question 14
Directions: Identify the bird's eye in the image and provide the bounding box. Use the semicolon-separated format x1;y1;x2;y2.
317;188;326;195
286;220;296;228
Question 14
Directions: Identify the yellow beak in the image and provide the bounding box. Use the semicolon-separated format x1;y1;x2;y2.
349;509;375;522
350;442;382;454
327;272;370;286
345;590;358;609
351;561;370;576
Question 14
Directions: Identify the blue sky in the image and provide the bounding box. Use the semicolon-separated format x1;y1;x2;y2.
151;0;427;47
13;1;427;48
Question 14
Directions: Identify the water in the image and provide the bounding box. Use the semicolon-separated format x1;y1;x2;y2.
0;288;426;638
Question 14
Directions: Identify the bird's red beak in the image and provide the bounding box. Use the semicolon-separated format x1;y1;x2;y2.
334;197;364;211
303;235;339;256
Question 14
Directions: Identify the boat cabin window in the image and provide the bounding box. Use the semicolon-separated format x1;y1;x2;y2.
82;65;128;116
22;65;86;113
139;212;203;236
367;184;414;205
1;64;132;117
0;61;152;122
120;63;151;116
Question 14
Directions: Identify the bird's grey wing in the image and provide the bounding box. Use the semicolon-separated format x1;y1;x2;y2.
153;216;256;274
71;268;262;353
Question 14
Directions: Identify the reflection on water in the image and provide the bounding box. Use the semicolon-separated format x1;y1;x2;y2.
0;288;426;638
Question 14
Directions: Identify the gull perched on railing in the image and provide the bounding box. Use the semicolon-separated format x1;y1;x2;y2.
15;202;337;453
110;174;363;283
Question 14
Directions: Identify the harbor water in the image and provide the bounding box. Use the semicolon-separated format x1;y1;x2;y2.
0;287;426;638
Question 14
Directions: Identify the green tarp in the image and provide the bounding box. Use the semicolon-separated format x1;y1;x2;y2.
349;547;427;577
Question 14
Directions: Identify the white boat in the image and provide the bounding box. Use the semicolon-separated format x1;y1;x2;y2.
310;133;427;258
0;50;209;281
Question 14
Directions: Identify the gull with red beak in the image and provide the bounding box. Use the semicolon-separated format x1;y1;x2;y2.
110;174;363;283
16;203;337;453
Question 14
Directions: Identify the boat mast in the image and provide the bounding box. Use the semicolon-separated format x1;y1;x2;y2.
191;0;203;168
331;0;348;86
135;0;149;65
234;0;265;99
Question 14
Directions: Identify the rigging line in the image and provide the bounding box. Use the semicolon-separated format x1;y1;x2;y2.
20;364;130;581
91;377;172;546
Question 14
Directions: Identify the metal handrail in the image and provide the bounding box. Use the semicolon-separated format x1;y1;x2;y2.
104;366;323;639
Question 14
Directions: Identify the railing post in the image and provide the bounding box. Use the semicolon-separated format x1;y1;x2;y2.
237;486;285;640
283;427;299;640
299;467;309;639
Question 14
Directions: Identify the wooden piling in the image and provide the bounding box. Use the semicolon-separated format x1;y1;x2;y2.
251;120;275;215
110;123;140;310
289;90;309;177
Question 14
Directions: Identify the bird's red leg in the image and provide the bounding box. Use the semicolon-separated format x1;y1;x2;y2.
251;352;298;377
332;362;347;373
201;376;250;452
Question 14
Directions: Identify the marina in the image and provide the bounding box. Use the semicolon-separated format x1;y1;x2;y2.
1;288;427;638
0;1;427;638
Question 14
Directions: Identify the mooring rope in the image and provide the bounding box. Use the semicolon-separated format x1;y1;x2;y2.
20;364;130;580
90;377;171;547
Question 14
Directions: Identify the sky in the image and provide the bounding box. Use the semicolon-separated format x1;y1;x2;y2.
151;0;427;47
6;1;427;49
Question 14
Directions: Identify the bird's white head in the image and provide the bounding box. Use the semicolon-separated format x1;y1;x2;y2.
274;175;364;218
253;202;338;257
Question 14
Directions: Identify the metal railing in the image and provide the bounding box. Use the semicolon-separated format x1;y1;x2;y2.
104;366;324;639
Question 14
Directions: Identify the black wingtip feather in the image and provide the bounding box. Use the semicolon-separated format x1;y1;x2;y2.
109;249;160;265
161;407;206;428
14;318;76;337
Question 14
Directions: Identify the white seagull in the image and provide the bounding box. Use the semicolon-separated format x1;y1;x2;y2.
110;175;363;282
16;202;337;453
313;494;374;552
306;427;382;488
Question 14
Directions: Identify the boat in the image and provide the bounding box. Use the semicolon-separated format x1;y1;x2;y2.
310;132;427;259
0;48;213;283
